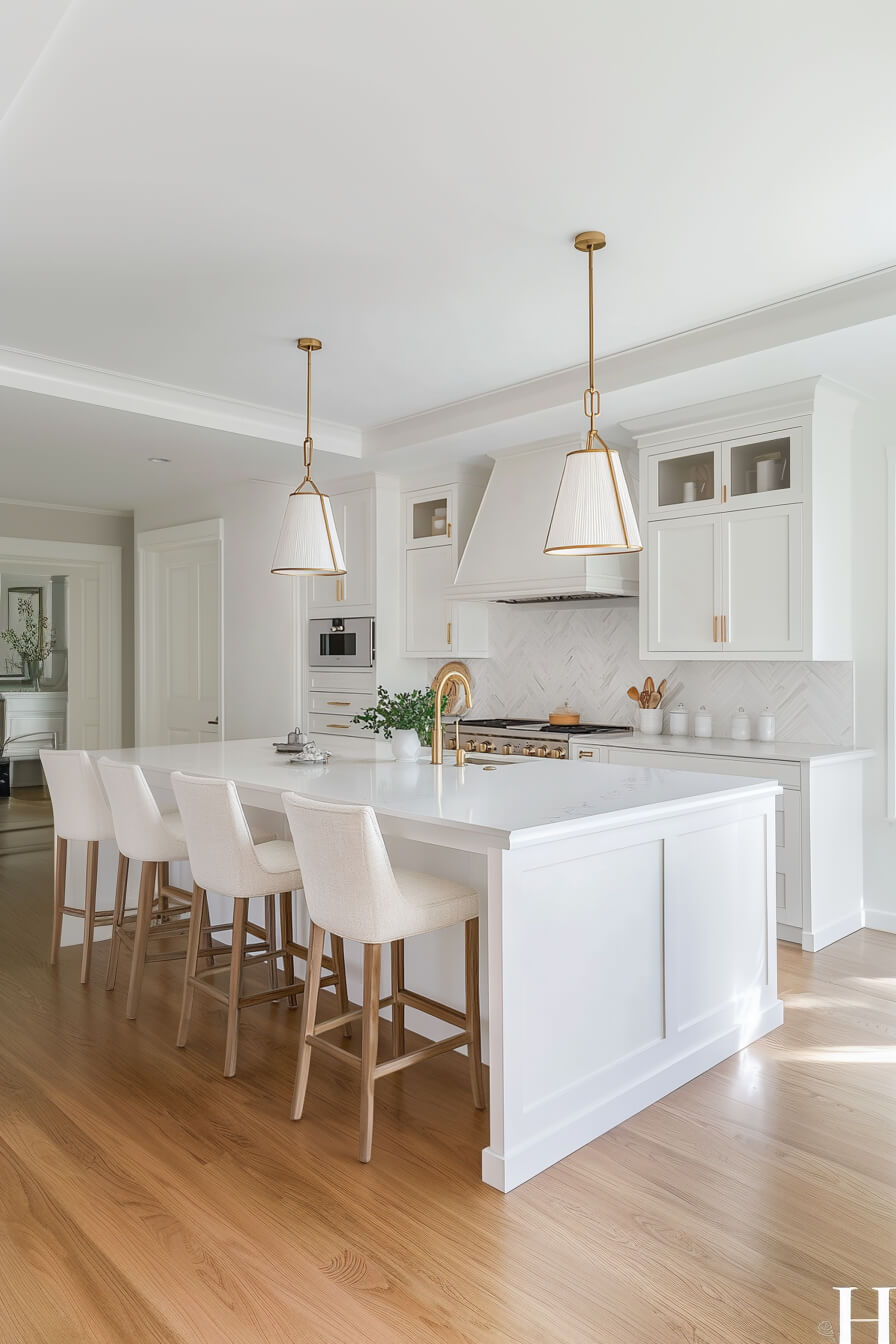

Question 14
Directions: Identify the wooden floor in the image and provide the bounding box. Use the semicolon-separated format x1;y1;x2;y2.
2;852;895;1344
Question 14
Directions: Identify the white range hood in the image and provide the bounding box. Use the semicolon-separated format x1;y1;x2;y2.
452;439;639;603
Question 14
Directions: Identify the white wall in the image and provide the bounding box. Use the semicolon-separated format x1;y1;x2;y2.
134;481;300;739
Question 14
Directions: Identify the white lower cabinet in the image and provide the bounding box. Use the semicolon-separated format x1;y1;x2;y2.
571;740;869;952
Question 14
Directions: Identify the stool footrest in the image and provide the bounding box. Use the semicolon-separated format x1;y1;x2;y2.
308;1035;361;1070
396;988;466;1030
374;1031;471;1080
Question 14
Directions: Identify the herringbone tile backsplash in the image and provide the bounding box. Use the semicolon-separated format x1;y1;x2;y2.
431;603;854;746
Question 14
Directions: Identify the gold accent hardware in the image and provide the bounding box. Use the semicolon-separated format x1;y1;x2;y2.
523;744;539;757
723;484;727;503
501;744;515;755
271;339;347;577
432;667;472;765
456;745;466;766
447;522;452;537
544;232;641;556
327;700;351;706
578;750;594;758
534;746;547;757
325;723;349;729
446;622;452;645
483;765;497;771
713;615;718;643
549;748;564;758
721;614;727;643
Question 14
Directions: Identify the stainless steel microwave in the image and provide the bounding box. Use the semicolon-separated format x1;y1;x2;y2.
308;616;375;670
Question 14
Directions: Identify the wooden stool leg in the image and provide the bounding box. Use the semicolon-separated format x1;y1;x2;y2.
80;840;99;985
290;921;325;1120
200;891;215;966
125;861;157;1020
280;891;297;1008
105;852;129;990
177;885;206;1048
390;939;405;1057
223;899;248;1078
264;893;277;990
465;917;486;1110
333;934;352;1039
359;942;382;1163
158;862;169;918
50;836;67;966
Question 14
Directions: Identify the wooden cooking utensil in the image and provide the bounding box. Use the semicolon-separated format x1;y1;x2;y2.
657;678;667;700
648;692;661;709
644;676;655;697
640;691;649;708
626;687;641;703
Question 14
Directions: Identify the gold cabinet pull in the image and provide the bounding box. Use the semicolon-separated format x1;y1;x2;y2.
325;723;349;729
327;701;351;706
578;750;593;758
713;615;718;643
722;484;727;503
721;614;727;642
447;522;452;537
446;621;452;645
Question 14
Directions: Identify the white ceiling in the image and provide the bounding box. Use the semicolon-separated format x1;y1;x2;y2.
2;0;896;438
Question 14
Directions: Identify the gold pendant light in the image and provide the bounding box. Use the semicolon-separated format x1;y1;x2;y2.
271;338;347;576
544;232;642;556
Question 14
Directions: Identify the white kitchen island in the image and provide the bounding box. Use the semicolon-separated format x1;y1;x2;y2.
96;739;783;1192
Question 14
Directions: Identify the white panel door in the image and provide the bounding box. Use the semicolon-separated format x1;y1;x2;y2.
139;525;222;746
404;546;453;656
646;516;720;653
722;504;802;653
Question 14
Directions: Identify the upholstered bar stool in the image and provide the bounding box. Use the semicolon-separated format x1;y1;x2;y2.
97;757;279;1021
40;749;129;985
282;790;485;1164
171;771;350;1077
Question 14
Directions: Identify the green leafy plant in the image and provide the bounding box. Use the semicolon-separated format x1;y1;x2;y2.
352;685;447;744
1;596;55;665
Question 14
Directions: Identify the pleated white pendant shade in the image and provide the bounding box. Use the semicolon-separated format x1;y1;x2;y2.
271;485;346;575
545;444;642;555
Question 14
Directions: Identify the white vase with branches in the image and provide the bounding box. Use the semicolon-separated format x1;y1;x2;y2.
1;596;55;691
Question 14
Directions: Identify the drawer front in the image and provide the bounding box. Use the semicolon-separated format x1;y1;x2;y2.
604;747;800;790
308;712;373;738
308;690;375;717
307;669;376;694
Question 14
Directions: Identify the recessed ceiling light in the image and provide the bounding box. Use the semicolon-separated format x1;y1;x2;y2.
148;456;171;463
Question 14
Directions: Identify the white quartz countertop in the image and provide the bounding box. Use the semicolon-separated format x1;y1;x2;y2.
97;738;779;850
579;733;873;764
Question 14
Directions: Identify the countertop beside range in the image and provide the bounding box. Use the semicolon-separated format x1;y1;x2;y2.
579;732;872;765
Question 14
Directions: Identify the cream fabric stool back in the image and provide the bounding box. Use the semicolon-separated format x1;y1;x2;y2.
97;757;188;864
282;790;485;1164
40;749;125;985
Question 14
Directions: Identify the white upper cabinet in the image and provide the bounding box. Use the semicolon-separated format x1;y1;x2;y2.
401;479;489;659
308;488;375;613
627;379;857;661
646;516;721;653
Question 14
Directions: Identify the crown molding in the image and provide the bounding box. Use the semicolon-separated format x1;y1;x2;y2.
0;345;363;458
0;494;131;518
364;264;896;457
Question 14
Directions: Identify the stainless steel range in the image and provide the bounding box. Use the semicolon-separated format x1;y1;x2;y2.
443;717;633;760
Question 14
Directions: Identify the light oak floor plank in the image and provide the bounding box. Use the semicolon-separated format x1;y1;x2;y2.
1;849;894;1341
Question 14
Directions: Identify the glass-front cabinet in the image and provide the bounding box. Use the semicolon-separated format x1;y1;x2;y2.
406;489;453;548
647;428;801;517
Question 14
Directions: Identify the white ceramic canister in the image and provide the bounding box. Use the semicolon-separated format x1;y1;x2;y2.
638;706;663;735
693;706;713;738
667;702;689;736
729;707;751;741
757;707;776;742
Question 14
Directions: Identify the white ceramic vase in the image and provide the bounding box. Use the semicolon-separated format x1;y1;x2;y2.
638;707;664;735
391;729;421;760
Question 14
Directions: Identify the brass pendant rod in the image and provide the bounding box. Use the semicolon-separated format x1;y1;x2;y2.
587;245;595;433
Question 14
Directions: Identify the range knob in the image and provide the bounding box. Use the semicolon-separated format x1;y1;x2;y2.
501;744;515;755
549;747;565;759
446;737;457;749
534;746;547;758
523;744;539;757
481;740;496;753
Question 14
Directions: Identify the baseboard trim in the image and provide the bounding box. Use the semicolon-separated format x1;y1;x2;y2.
862;909;896;935
801;912;865;952
481;998;784;1193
